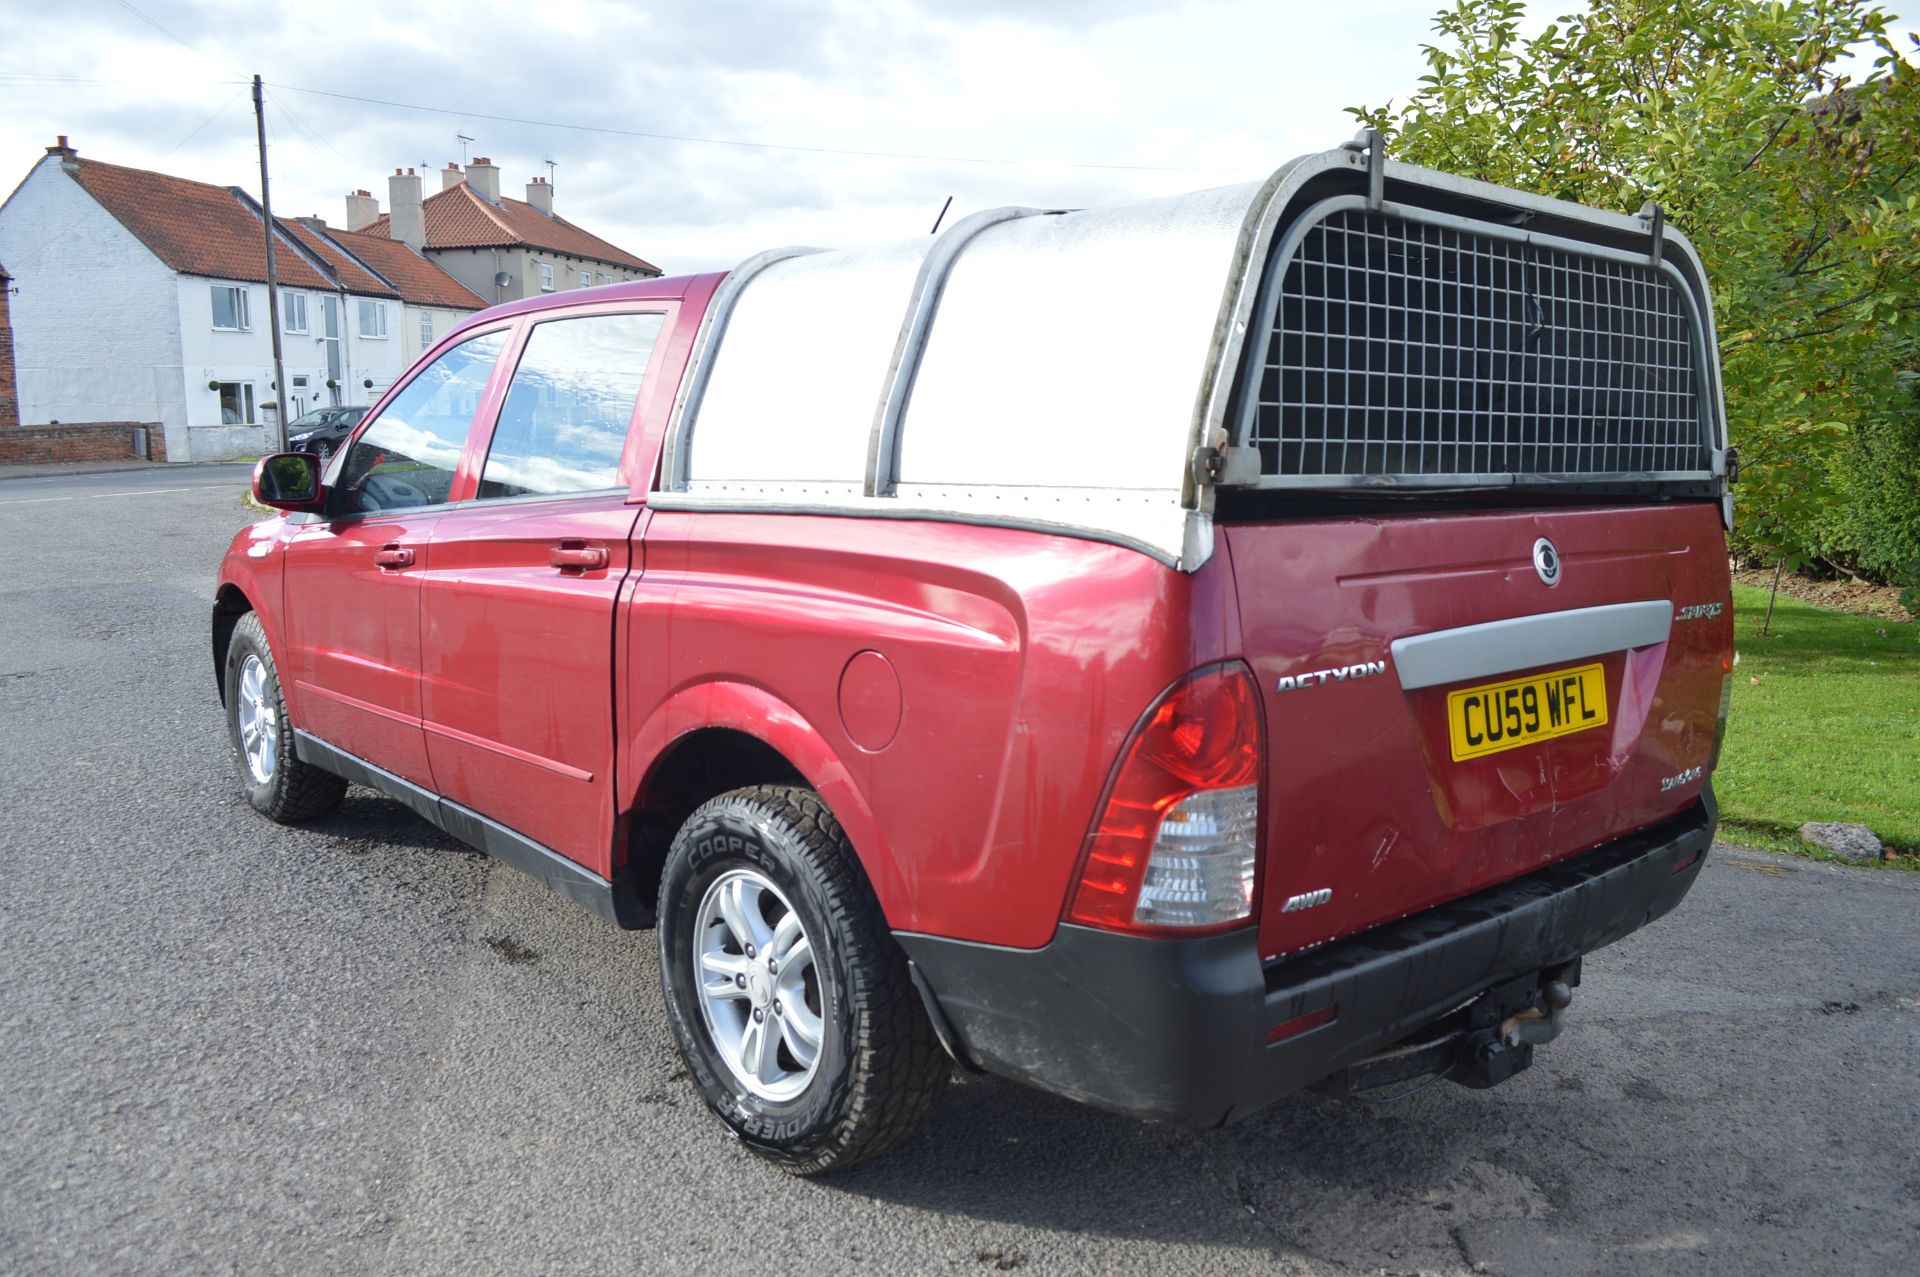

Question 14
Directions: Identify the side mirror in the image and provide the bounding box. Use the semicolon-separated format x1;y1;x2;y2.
252;452;324;511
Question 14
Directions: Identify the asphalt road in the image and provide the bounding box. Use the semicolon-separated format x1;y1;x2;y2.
2;466;1916;1276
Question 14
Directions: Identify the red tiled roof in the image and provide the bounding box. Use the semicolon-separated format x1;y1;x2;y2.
326;228;488;310
68;158;349;292
362;183;659;273
279;219;396;298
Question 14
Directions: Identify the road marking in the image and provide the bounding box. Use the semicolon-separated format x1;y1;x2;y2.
0;484;239;506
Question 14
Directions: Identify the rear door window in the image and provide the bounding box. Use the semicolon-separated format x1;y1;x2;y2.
332;330;508;515
476;313;665;500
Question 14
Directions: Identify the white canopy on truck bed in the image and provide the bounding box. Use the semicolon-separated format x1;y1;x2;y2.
655;143;1728;569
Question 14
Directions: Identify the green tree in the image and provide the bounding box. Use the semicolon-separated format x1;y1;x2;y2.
1351;0;1920;576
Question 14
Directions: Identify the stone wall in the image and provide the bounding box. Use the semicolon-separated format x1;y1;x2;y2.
0;422;165;465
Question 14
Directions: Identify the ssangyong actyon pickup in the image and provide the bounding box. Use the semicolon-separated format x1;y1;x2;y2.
214;139;1735;1173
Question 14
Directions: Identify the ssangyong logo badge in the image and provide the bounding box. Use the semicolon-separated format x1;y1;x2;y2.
1533;537;1562;587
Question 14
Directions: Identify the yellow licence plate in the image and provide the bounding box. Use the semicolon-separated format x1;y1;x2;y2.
1447;663;1608;762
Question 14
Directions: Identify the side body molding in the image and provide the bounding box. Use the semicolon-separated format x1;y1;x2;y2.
1390;600;1674;691
293;730;652;927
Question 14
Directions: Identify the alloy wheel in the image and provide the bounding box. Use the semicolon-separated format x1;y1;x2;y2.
235;654;278;785
693;868;825;1102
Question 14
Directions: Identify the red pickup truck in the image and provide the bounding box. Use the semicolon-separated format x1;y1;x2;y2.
215;141;1734;1173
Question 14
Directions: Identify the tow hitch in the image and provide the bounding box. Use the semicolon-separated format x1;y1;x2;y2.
1313;961;1582;1097
1452;962;1578;1089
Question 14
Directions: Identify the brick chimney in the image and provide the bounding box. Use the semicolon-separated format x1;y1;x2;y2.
387;167;425;251
466;156;500;203
525;176;553;217
440;161;465;191
344;189;379;231
297;215;329;233
46;135;78;174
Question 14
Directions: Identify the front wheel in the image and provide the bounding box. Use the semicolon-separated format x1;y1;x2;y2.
223;612;346;822
657;785;948;1173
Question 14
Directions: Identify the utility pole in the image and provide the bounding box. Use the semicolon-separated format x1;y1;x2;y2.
253;73;290;452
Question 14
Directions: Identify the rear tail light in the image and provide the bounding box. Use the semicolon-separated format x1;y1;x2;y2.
1066;663;1263;933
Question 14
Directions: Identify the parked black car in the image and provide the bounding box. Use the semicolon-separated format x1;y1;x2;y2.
285;406;368;459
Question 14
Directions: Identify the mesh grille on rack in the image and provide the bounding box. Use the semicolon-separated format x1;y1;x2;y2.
1245;206;1709;482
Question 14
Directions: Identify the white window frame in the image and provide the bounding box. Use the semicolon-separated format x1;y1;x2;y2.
357;298;388;339
210;284;250;331
418;310;433;349
539;262;555;292
579;271;592;288
597;271;613;285
213;380;256;423
282;292;308;334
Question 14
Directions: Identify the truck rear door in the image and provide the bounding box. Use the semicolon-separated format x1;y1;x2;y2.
1223;501;1731;960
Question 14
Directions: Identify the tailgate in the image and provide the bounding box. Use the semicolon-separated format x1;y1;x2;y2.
1225;502;1731;960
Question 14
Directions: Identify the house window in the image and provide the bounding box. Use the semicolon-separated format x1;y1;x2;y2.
357;299;388;339
282;292;308;334
214;382;256;424
211;285;249;331
419;311;433;348
539;263;555;292
578;271;592;288
597;272;613;285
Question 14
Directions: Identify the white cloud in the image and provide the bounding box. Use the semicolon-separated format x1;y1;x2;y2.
2;1;1912;275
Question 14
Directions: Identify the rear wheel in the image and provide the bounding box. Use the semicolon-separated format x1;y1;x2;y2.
657;785;948;1173
223;612;346;822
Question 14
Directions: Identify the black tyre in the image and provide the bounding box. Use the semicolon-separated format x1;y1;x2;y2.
223;612;346;822
657;785;949;1173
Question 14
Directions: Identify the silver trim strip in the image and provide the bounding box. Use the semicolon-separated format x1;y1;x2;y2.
865;206;1058;498
1390;600;1673;690
660;245;825;492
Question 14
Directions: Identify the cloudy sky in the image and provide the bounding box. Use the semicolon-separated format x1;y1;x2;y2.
1;1;1912;274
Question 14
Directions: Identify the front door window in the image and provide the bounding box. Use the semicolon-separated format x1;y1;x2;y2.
332;330;508;516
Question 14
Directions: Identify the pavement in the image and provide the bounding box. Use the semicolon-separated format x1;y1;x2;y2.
1;468;1916;1276
0;459;247;483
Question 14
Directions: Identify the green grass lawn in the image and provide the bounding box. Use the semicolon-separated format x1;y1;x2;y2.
1716;584;1920;858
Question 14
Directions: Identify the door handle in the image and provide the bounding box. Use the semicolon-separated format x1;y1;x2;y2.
549;543;609;571
374;545;415;569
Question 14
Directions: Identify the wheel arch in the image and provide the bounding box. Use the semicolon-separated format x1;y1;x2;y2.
211;582;254;705
623;682;906;929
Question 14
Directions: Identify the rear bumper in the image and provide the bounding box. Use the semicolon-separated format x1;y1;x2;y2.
898;790;1716;1126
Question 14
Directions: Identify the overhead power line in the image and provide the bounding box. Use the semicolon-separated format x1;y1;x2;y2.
163;85;246;156
268;80;1245;174
106;0;198;54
